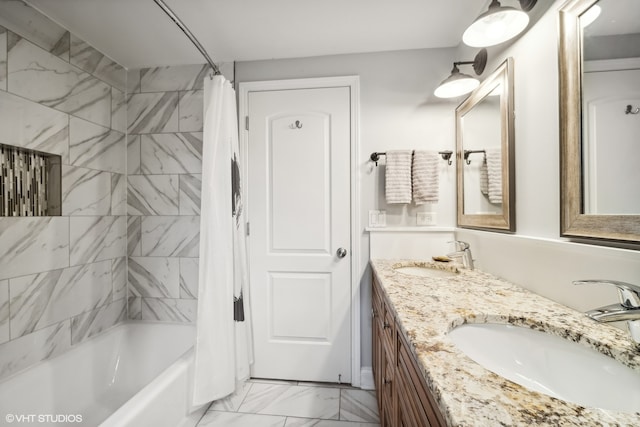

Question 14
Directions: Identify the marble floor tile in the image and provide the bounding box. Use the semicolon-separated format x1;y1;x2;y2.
249;378;299;386
209;380;254;412
238;384;340;420
339;390;379;423
198;411;286;427
284;419;379;427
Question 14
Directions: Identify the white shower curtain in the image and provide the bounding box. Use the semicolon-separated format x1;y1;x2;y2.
192;75;253;406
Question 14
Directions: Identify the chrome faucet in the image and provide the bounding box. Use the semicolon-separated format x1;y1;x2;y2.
448;240;474;270
573;279;640;346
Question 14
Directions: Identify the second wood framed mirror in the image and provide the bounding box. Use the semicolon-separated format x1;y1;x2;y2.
559;0;640;244
456;58;515;232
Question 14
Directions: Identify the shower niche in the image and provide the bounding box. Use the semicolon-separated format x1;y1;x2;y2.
0;144;61;217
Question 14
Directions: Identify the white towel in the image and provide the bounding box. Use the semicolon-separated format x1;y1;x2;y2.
485;148;502;204
412;150;439;204
385;150;413;204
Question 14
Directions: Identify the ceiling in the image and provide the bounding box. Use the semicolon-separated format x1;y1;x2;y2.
24;0;503;69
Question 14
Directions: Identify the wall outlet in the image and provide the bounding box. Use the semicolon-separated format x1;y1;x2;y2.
368;210;387;227
417;212;437;226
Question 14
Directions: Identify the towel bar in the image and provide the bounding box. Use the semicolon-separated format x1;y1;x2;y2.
370;151;453;166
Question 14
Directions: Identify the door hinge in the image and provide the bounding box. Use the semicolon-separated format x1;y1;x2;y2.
246;222;250;236
245;116;249;131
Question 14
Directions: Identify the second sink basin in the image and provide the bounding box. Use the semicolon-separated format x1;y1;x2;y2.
448;323;640;414
393;263;458;279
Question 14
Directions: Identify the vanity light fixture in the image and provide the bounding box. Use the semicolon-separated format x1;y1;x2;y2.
434;49;488;99
580;4;601;27
463;0;537;47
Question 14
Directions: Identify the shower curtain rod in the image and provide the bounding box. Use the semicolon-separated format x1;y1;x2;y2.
153;0;221;76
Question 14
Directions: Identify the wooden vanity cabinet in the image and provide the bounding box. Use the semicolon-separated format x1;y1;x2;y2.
372;275;446;427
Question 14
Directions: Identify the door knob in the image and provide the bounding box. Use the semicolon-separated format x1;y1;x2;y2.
336;247;348;258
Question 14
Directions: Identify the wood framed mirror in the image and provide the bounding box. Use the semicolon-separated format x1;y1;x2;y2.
456;58;515;232
559;0;640;243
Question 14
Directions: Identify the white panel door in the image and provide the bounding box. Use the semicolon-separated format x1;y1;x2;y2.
247;86;351;383
583;68;640;214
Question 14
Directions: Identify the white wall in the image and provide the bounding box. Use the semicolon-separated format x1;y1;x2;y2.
236;49;460;372
455;0;640;313
236;0;640;381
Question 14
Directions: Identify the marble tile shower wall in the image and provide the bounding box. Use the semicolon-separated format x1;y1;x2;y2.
126;65;207;323
0;2;127;380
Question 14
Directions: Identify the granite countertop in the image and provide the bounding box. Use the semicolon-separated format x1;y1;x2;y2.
371;259;640;426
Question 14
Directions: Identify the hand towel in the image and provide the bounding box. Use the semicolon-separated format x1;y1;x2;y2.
412;150;439;204
479;154;489;196
385;150;413;204
485;148;502;204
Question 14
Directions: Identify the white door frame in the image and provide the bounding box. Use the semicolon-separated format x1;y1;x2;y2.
238;76;362;387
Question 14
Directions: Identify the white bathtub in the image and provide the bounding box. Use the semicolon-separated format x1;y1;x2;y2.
0;322;207;427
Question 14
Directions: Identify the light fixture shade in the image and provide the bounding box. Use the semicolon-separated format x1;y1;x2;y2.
580;4;601;27
463;2;530;47
434;69;479;98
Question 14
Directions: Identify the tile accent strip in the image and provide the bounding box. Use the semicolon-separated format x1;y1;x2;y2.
0;144;61;216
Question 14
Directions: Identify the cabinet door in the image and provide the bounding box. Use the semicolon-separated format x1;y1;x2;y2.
396;365;422;427
397;332;446;427
381;346;395;427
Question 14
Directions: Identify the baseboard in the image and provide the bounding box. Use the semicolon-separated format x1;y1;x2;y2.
360;366;375;390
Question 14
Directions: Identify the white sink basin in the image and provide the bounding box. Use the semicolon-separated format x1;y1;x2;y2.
394;265;458;278
448;323;640;413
